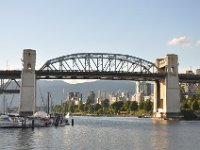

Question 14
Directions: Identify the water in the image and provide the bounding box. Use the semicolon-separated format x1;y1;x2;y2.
0;116;200;150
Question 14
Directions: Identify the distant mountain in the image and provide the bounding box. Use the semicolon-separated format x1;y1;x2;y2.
0;80;136;110
36;80;136;105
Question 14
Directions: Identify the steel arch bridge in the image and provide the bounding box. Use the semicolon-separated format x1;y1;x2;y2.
40;53;158;73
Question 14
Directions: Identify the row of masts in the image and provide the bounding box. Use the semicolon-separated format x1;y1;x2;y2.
0;92;53;115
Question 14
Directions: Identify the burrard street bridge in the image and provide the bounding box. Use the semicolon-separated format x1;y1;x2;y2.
1;49;200;118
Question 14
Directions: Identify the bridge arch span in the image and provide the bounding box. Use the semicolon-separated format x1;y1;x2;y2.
40;53;158;73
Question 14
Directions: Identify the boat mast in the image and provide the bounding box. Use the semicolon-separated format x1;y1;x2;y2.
47;92;50;114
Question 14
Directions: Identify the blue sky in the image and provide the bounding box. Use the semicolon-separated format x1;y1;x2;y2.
0;0;200;73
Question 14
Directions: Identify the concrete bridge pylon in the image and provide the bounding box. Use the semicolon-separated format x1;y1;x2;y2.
19;49;36;116
153;54;181;119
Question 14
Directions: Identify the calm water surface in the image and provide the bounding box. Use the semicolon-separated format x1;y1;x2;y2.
0;116;200;150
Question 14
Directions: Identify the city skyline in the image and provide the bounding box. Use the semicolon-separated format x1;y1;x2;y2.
0;0;200;75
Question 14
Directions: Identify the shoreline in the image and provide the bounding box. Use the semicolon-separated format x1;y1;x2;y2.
71;113;200;120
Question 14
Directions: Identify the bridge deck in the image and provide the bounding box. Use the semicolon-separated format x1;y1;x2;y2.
0;70;200;83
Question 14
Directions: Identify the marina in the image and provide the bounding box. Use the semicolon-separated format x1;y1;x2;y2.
0;112;70;128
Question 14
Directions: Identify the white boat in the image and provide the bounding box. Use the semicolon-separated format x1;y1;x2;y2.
21;117;52;128
0;111;52;128
25;111;52;127
64;112;70;125
0;114;22;128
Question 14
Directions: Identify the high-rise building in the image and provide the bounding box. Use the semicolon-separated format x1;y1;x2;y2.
88;91;95;104
136;81;151;96
135;81;152;102
68;92;82;101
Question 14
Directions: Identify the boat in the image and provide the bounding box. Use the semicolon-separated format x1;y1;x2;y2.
0;114;22;128
51;113;70;127
64;112;70;125
0;111;53;128
21;117;52;128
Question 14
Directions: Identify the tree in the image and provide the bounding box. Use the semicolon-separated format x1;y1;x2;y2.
97;108;103;114
187;97;194;110
191;100;199;111
123;101;131;111
139;101;145;110
86;98;91;106
101;99;109;113
101;99;109;108
78;100;84;112
53;104;62;113
111;102;118;114
110;101;124;114
181;102;189;111
130;101;138;112
94;103;101;112
64;101;69;113
180;86;186;103
68;101;75;113
144;99;153;112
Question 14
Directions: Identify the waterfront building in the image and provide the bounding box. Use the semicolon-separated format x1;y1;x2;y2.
134;81;152;103
87;91;95;104
97;90;108;104
109;95;118;105
67;92;82;105
108;91;132;104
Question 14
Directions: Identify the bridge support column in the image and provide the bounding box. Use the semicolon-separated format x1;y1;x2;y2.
19;49;36;116
153;80;162;117
153;54;181;119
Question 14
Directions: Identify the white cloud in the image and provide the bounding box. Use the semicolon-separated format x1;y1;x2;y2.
196;40;200;46
168;36;191;47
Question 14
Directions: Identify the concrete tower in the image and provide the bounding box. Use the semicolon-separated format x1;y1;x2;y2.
19;49;36;116
154;54;181;118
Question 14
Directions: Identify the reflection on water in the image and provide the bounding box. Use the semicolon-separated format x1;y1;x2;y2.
16;129;34;150
151;120;171;150
0;117;200;150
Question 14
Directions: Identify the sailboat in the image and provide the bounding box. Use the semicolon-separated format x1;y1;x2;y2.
0;114;22;128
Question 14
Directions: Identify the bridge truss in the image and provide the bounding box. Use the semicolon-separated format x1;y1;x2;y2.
40;53;158;73
38;53;166;80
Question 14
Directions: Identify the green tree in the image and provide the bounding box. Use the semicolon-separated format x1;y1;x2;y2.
110;101;124;114
64;101;69;113
101;99;109;108
86;98;91;105
180;86;186;103
191;100;199;111
53;104;62;113
88;106;94;114
68;101;75;113
187;97;194;110
94;103;101;112
144;99;153;112
101;99;109;113
78;100;84;112
123;101;131;111
181;102;189;111
129;101;138;112
97;108;103;114
139;101;145;110
196;85;200;95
